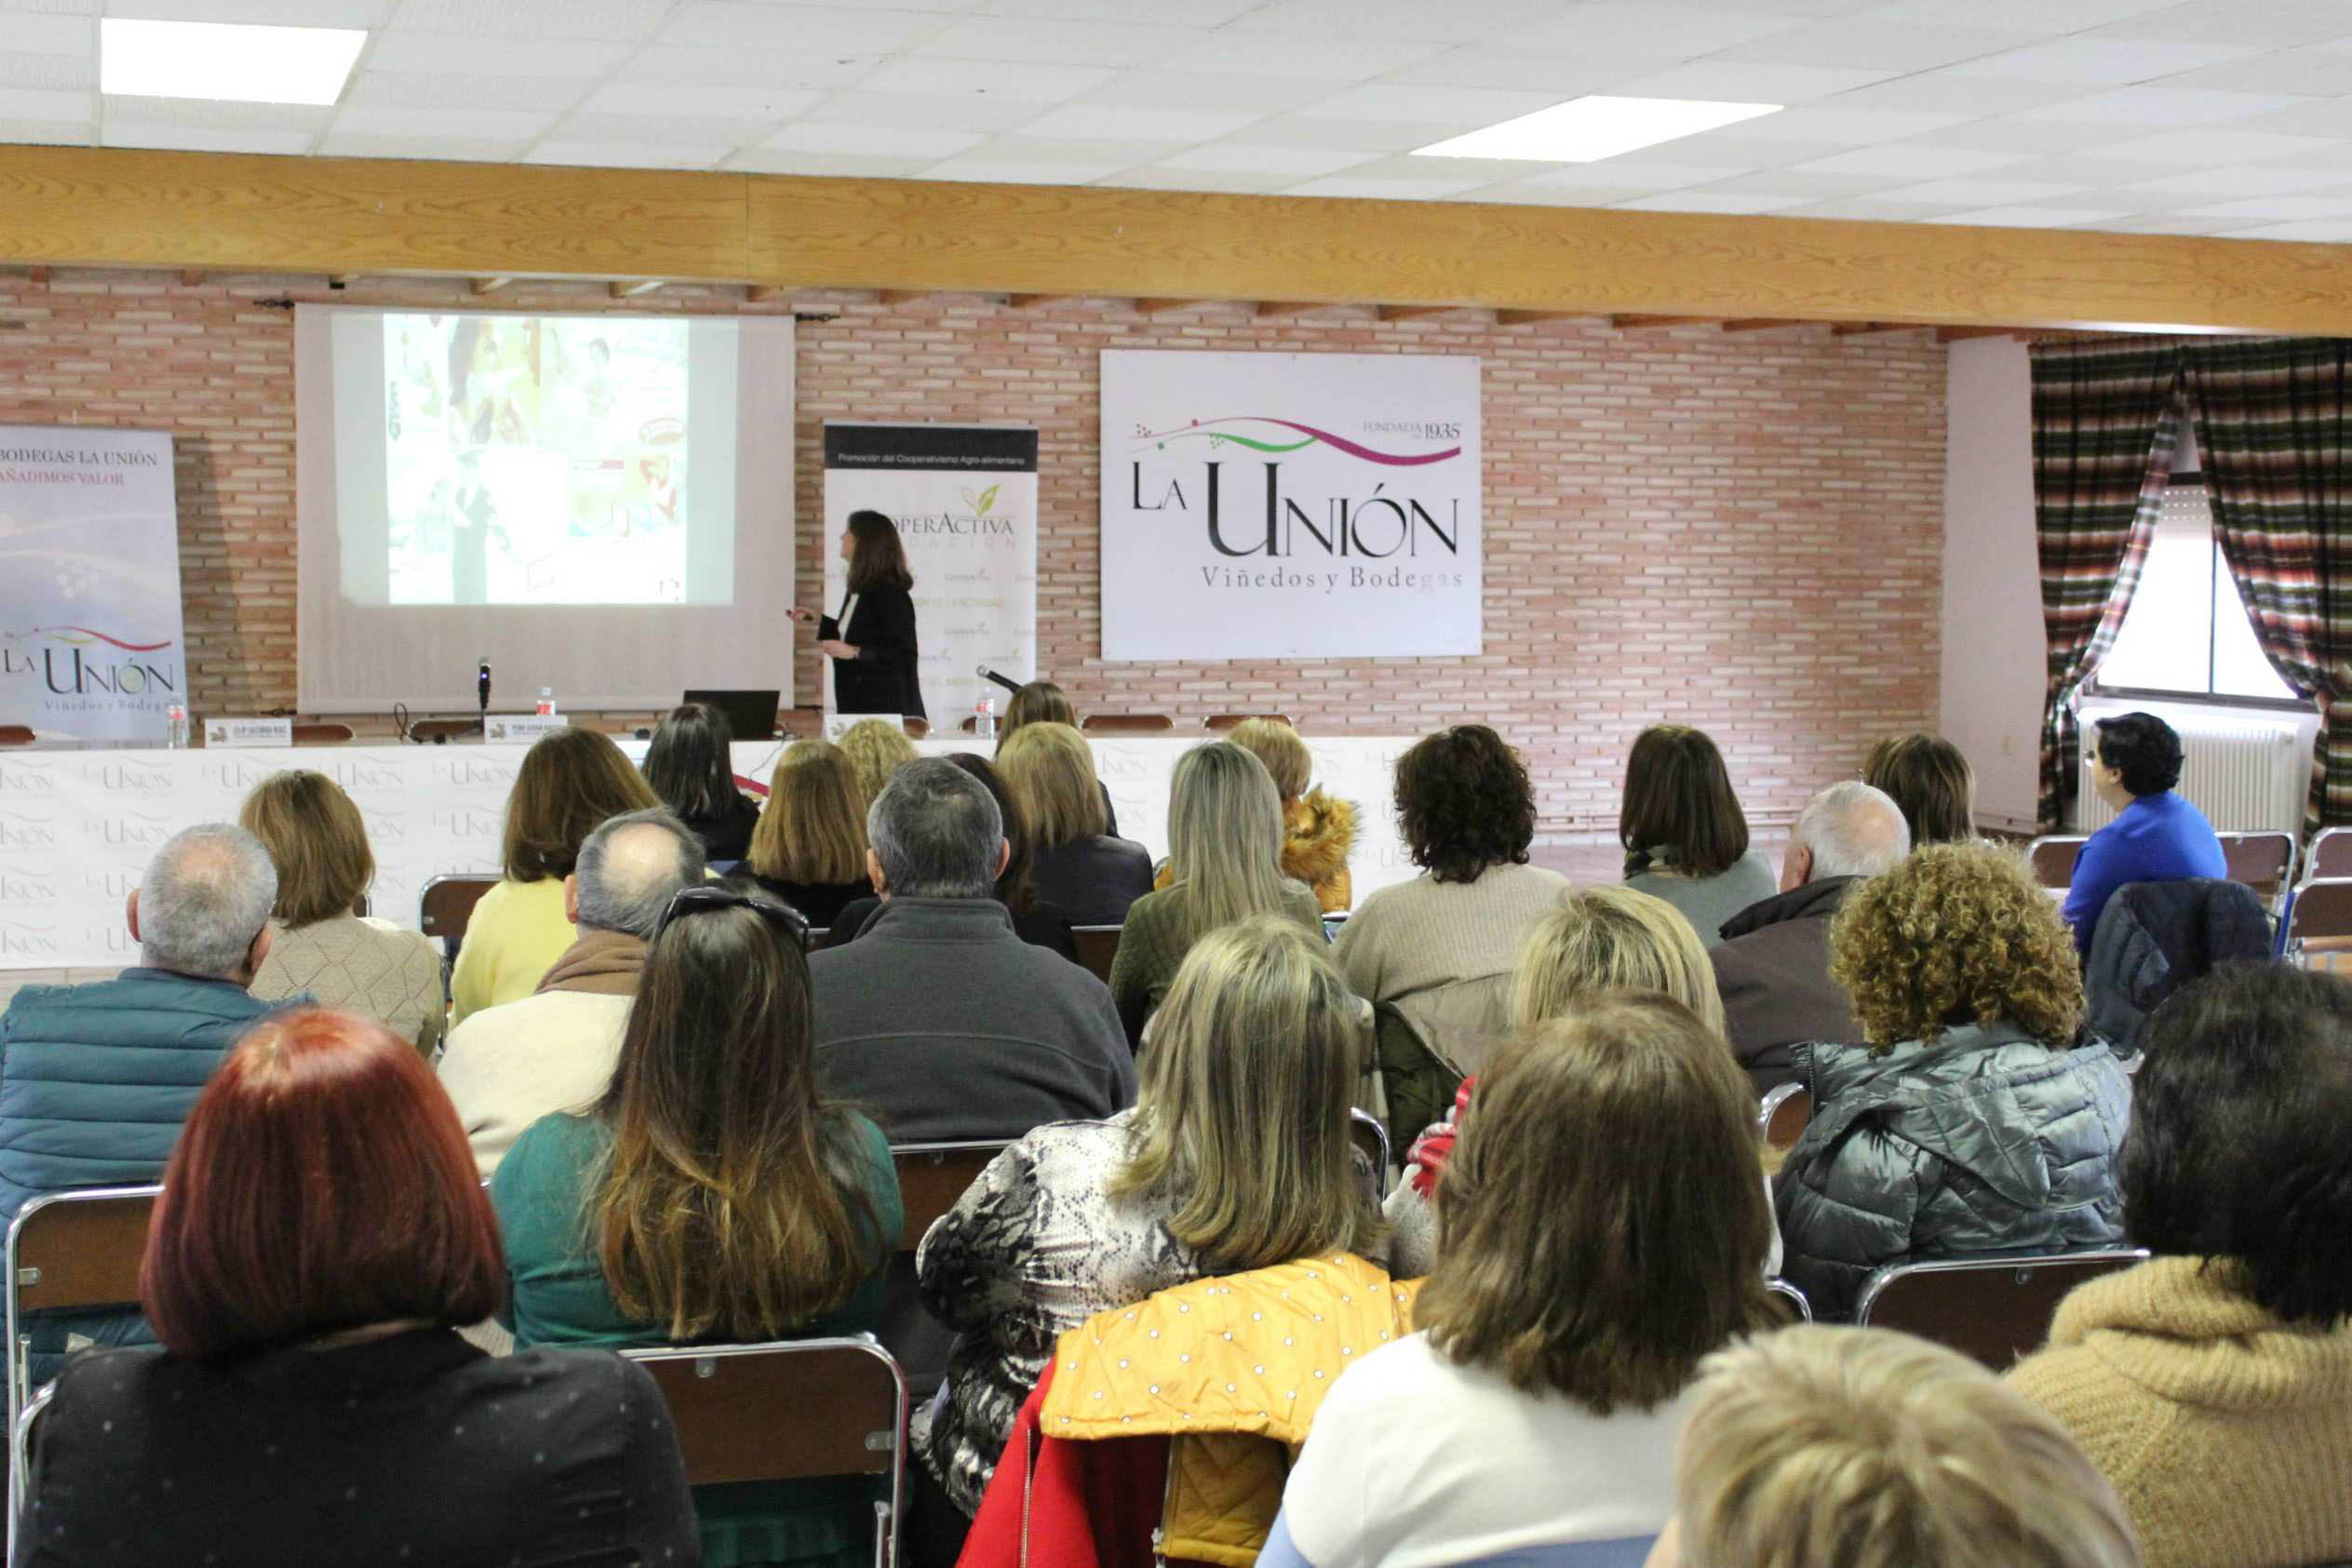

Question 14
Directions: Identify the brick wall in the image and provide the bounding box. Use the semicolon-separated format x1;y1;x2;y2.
0;271;1945;839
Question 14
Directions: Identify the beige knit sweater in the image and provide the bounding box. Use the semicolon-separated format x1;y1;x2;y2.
2008;1254;2352;1568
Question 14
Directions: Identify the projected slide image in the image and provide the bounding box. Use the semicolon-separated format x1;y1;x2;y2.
382;315;692;605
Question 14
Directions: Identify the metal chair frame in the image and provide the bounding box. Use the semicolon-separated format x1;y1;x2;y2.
2024;834;2089;892
1756;1082;1811;1151
1766;1278;1812;1322
1854;1247;2150;1368
7;1381;53;1563
5;1185;160;1457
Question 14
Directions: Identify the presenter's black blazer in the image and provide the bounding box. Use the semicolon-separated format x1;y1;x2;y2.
819;582;925;720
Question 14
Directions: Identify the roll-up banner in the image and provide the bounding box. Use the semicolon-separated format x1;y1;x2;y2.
0;424;185;743
821;422;1039;726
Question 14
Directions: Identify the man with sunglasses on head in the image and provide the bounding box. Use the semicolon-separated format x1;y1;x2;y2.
438;808;707;1173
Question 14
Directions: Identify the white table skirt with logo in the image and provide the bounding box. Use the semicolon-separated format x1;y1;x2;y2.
0;735;1423;972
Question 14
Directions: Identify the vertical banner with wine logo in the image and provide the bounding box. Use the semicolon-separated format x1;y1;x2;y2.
821;422;1039;725
0;424;185;743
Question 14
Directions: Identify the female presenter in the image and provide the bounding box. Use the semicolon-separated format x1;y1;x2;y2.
789;509;926;721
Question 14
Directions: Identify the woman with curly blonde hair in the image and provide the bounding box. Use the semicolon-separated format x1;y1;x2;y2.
1774;840;2131;1319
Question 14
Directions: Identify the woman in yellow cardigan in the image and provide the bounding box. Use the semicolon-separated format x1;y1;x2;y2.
2009;962;2352;1568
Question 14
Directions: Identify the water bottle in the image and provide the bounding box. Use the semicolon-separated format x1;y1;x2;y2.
536;686;557;717
166;704;189;749
974;695;996;742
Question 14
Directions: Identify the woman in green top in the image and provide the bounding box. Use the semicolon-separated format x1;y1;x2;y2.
1109;741;1324;1047
492;884;904;1568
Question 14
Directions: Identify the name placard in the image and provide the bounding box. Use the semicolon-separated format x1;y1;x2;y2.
824;712;902;741
203;717;292;747
484;714;569;744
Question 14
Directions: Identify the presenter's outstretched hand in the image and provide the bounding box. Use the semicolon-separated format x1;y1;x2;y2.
786;606;816;624
818;639;858;661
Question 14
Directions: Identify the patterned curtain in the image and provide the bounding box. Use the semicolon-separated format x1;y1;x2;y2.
2032;342;2184;831
2184;338;2352;834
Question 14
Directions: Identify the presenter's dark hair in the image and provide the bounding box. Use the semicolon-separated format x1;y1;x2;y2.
644;703;741;824
948;753;1038;915
1396;725;1537;885
1620;725;1750;880
845;509;914;595
142;1008;505;1362
2126;962;2352;1326
2094;711;2185;797
503;727;662;882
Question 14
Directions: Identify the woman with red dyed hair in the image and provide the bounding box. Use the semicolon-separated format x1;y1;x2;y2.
12;1009;698;1568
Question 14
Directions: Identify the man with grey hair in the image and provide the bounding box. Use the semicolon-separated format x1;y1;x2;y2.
810;757;1133;1143
1713;781;1912;1095
438;808;706;1173
0;824;296;1375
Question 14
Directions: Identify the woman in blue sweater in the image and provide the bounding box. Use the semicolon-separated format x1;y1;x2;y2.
2062;712;2226;957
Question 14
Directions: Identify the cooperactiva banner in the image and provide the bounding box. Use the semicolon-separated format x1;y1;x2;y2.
821;422;1039;724
0;425;185;743
1099;350;1483;661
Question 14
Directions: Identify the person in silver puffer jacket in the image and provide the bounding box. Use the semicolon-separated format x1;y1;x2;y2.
1775;841;2131;1319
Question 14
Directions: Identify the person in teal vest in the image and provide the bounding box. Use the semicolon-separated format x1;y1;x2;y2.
0;824;298;1383
492;883;902;1568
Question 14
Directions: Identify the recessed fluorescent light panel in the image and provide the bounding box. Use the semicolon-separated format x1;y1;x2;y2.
1414;96;1781;163
101;18;367;107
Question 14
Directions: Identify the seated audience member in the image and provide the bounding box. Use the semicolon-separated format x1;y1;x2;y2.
1777;841;2131;1318
0;824;289;1380
2062;712;2226;957
1110;742;1323;1044
1000;679;1118;835
809;758;1132;1141
641;700;761;862
1336;724;1567;1147
494;887;901;1566
917;916;1379;1545
239;770;444;1054
1620;725;1778;946
997;720;1153;927
1864;730;1978;845
2009;963;2352;1568
1159;718;1356;913
838;716;918;809
745;739;876;928
1265;994;1780;1568
1386;886;1742;1279
1712;781;1910;1095
827;753;1077;957
437;810;706;1173
1649;1325;2140;1568
13;1009;699;1568
449;726;660;1025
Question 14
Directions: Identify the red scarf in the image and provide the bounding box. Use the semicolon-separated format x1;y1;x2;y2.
1404;1076;1479;1196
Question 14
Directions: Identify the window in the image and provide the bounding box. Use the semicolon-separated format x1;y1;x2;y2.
2093;476;2301;706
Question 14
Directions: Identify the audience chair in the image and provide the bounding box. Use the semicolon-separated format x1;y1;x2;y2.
1854;1247;2149;1370
289;722;356;745
891;1141;1010;1256
0;726;33;747
882;1141;1009;1402
8;1380;55;1561
1766;1278;1812;1323
418;875;499;967
2285;879;2352;968
623;1336;907;1568
2308;826;2352;881
408;717;483;744
1079;714;1175;734
1203;714;1291;733
1348;1108;1391;1191
4;1185;160;1444
2025;835;2088;892
1757;1082;1812;1152
2218;830;2296;913
902;717;930;739
1071;924;1121;987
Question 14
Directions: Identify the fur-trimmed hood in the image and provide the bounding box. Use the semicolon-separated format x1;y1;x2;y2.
1285;789;1358;914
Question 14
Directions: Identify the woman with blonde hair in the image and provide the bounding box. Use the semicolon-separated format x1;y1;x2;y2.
998;721;1152;927
1107;742;1322;1043
1151;718;1356;914
746;739;874;928
450;727;660;1024
1263;994;1780;1566
836;717;917;811
913;914;1380;1547
1384;886;1744;1277
1776;839;2130;1318
240;770;445;1053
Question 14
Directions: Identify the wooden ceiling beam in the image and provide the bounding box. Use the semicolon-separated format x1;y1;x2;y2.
1935;325;2023;342
1002;292;1055;307
610;279;662;299
178;268;203;287
1493;309;1585;325
1255;300;1332;316
876;288;934;305
471;275;512;295
1377;303;1456;321
1719;317;1808;331
1611;314;1717;329
1832;321;1919;335
25;265;48;285
1131;297;1199;314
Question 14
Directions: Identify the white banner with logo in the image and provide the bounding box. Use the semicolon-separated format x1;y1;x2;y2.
0;425;185;742
821;422;1038;728
1099;351;1482;661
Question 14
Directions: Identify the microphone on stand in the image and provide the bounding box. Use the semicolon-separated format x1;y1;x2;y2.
975;663;1023;697
477;658;492;729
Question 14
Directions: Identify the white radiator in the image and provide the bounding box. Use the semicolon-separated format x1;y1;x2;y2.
2076;717;2305;835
